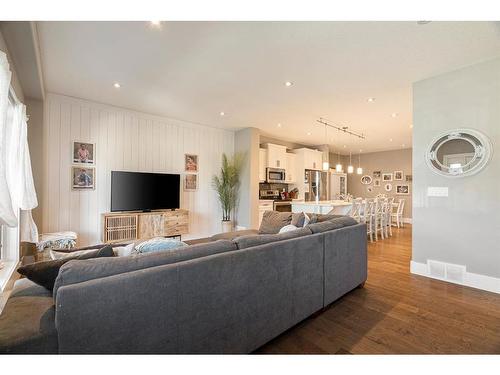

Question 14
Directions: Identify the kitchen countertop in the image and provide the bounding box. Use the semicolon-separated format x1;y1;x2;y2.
291;200;352;207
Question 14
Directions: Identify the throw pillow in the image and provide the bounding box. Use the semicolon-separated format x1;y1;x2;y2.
113;243;136;257
258;211;293;234
278;224;299;233
135;237;188;253
50;249;90;260
291;212;305;227
303;213;311;227
17;245;115;291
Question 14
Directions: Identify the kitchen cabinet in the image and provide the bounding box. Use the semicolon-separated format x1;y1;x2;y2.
259;148;267;182
292;148;324;171
264;143;287;169
330;172;347;199
284;152;297;183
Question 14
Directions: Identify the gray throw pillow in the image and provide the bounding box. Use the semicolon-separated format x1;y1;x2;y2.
258;211;293;234
17;245;115;291
291;212;306;227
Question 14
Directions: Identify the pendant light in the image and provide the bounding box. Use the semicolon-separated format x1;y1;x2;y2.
347;151;354;174
357;150;363;175
322;124;330;170
335;150;342;172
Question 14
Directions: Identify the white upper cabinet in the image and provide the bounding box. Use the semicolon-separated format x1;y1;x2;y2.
264;143;287;169
292;148;323;171
259;148;267;182
284;153;297;183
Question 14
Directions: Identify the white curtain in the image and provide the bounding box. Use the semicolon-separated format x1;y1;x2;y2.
0;51;16;227
0;51;39;242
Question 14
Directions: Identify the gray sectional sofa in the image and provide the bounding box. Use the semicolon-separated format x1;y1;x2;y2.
0;215;367;354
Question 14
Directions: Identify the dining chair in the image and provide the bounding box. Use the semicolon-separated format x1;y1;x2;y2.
386;197;395;237
391;199;405;228
362;199;374;242
373;198;385;241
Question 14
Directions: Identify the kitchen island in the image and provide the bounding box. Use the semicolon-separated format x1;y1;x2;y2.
291;200;353;215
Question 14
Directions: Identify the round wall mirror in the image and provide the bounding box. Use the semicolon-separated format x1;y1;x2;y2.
360;175;372;185
426;129;492;177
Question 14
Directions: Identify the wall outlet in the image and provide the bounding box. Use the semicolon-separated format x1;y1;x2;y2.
427;186;448;197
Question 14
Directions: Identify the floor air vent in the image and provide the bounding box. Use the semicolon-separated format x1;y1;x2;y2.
428;260;446;279
428;260;466;283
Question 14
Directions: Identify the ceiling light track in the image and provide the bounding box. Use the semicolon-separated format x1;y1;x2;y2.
316;118;365;140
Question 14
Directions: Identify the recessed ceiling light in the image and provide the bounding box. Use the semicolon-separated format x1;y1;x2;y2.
113;82;121;88
150;21;162;26
417;21;432;25
277;123;282;128
285;81;293;87
343;145;347;148
391;113;398;118
307;132;311;136
220;111;225;116
367;97;375;102
402;144;406;147
389;138;393;142
409;124;414;128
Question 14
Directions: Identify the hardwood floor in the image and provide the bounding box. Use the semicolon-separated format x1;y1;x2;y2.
257;225;500;354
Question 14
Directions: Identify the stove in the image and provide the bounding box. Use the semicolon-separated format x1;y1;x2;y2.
259;189;292;212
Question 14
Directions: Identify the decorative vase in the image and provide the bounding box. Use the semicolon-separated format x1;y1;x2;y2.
221;220;233;233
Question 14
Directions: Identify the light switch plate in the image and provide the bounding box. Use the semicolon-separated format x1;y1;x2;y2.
427;187;448;197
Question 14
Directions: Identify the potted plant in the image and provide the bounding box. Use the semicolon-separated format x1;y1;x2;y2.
212;153;245;233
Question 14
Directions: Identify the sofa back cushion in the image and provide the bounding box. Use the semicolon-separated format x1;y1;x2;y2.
308;216;358;234
234;226;312;249
258;211;292;234
53;240;236;296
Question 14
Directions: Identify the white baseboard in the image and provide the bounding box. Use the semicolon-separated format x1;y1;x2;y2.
410;260;500;294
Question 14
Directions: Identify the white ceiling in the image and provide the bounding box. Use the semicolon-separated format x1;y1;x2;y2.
37;21;500;154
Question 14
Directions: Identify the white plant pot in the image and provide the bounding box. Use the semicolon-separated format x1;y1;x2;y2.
221;220;233;233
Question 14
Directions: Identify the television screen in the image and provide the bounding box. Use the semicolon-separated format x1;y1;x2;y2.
111;171;180;212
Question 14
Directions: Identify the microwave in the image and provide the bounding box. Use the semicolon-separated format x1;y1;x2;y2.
266;168;286;183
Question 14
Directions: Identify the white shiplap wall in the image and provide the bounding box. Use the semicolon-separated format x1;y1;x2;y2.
42;93;234;246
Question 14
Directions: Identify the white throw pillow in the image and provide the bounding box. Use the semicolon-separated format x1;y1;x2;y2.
303;213;311;227
50;249;88;260
279;224;299;234
113;243;135;257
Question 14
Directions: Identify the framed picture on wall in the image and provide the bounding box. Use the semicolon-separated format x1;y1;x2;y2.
185;154;198;172
367;186;373;193
384;183;392;192
382;173;393;182
394;171;404;180
396;184;410;195
374;179;381;187
406;174;413;182
72;166;95;190
373;171;381;178
360;175;372;185
184;174;198;191
73;141;95;165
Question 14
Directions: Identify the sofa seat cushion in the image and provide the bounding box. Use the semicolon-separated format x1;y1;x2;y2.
234;227;312;249
308;216;358;234
0;279;57;353
53;240;237;295
210;229;259;241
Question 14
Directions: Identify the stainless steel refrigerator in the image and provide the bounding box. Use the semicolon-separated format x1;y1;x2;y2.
304;169;330;202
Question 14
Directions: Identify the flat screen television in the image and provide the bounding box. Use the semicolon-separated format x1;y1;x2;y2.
111;171;180;212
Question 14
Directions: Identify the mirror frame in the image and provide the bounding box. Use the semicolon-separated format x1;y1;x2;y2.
425;128;492;178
